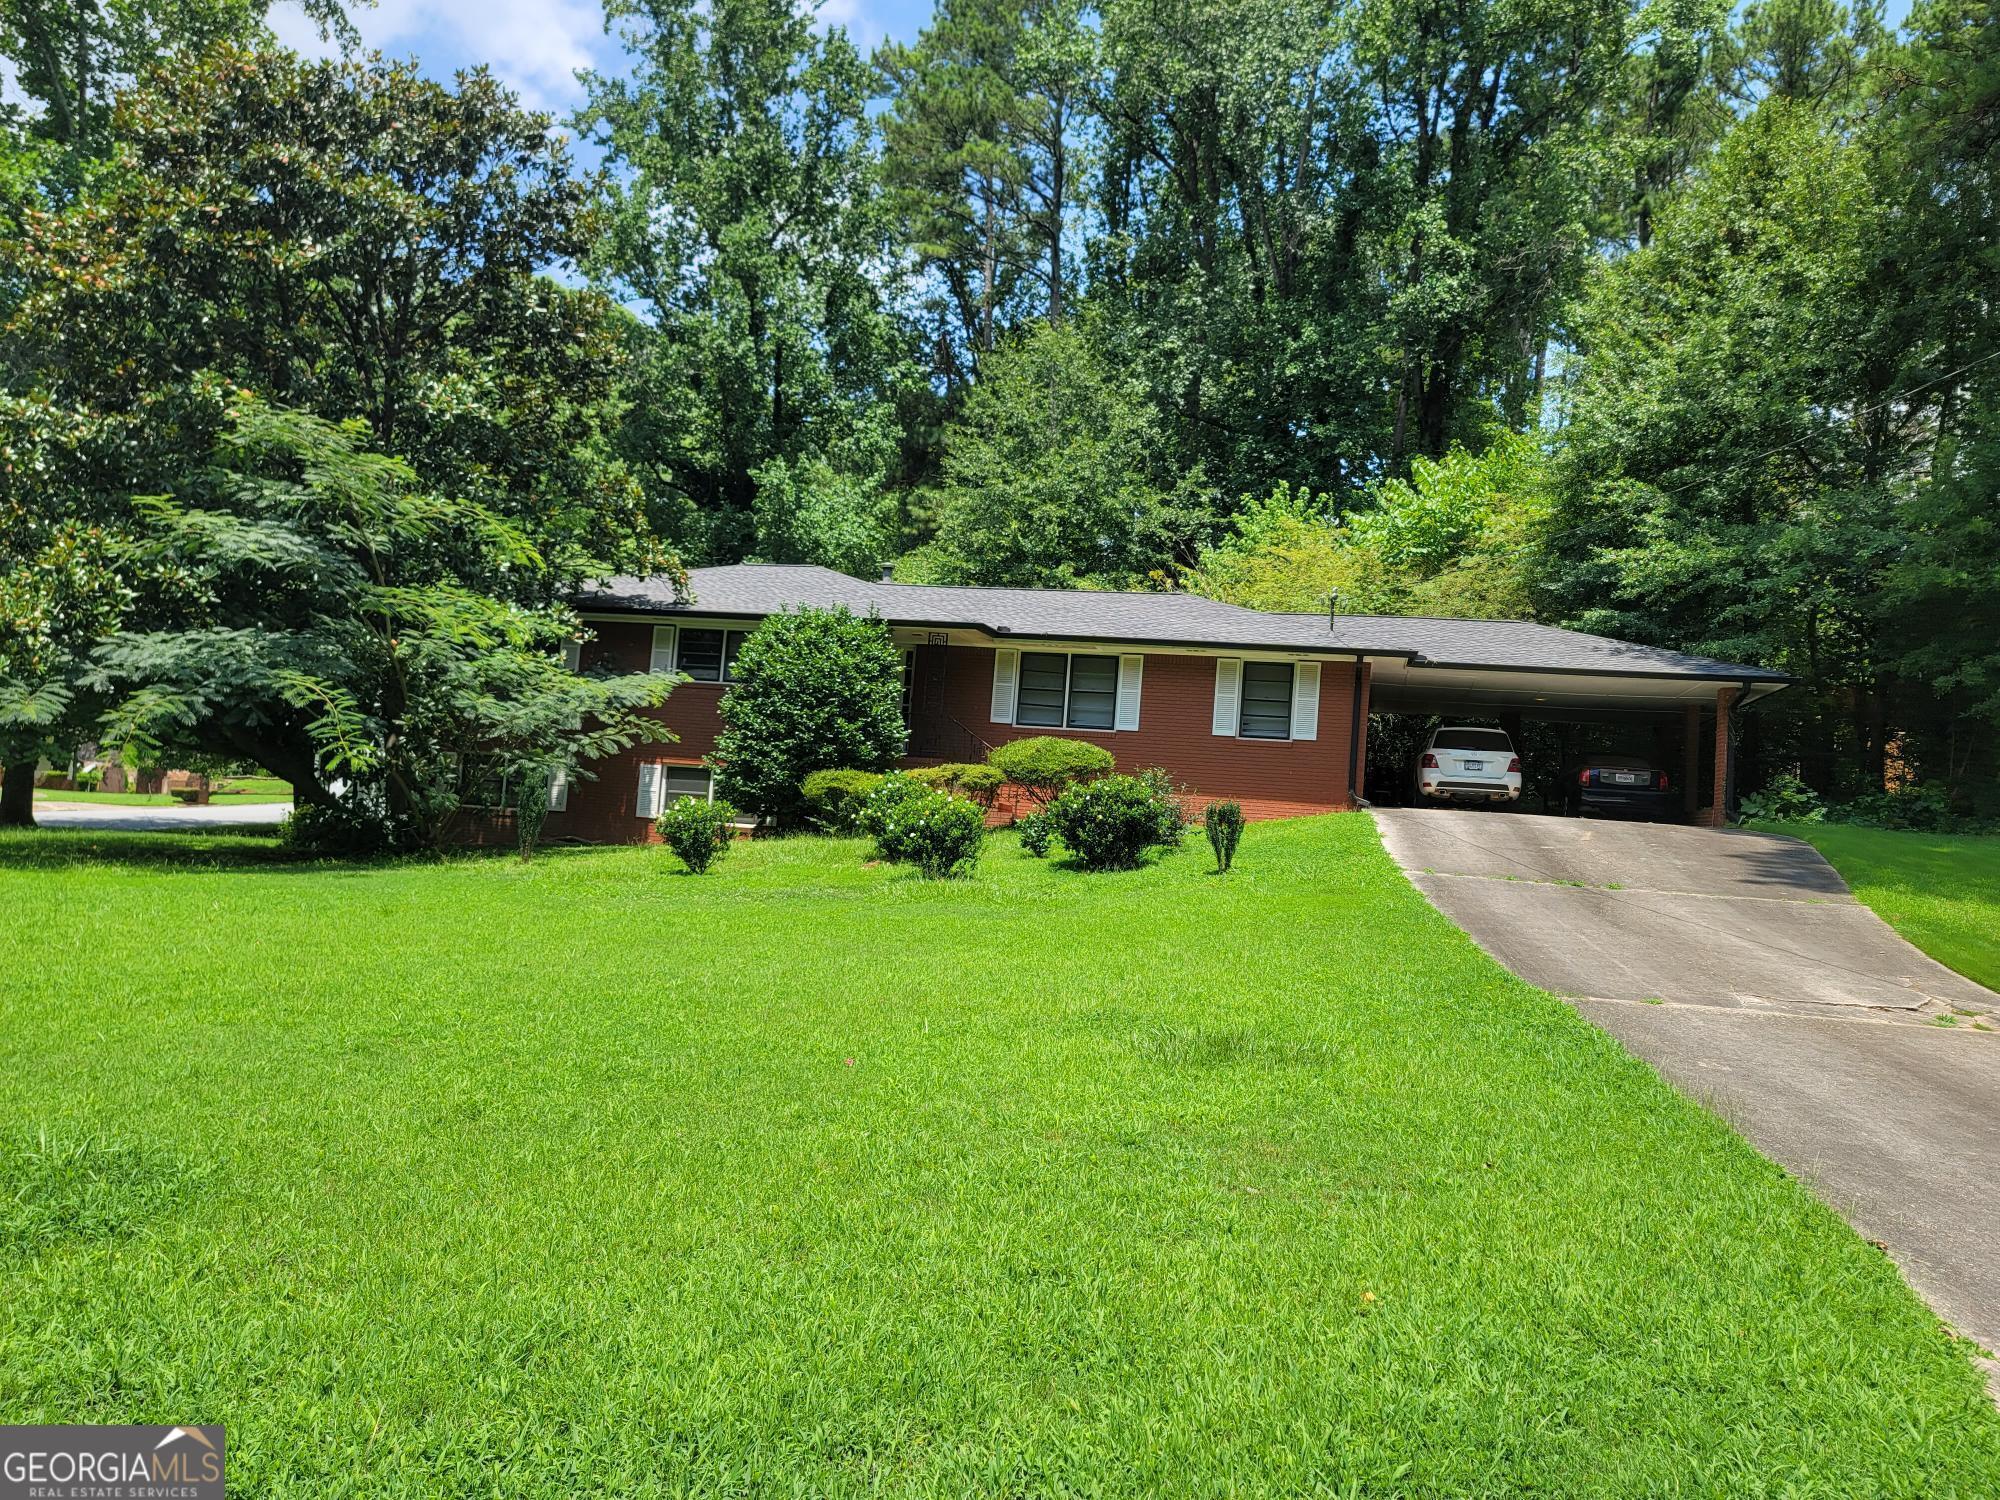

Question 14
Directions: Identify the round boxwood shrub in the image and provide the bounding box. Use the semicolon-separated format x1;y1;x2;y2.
801;768;884;833
859;772;985;878
713;607;906;823
986;736;1115;808
656;795;738;873
1046;771;1186;871
909;761;1005;807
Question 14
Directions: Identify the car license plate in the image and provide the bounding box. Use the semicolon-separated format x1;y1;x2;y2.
1614;771;1641;784
1464;760;1484;771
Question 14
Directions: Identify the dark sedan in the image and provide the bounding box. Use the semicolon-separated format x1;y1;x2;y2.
1564;755;1676;819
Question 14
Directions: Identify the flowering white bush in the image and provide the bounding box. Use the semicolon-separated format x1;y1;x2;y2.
858;773;985;878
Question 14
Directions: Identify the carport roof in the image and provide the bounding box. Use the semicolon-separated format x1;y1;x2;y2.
580;565;1790;692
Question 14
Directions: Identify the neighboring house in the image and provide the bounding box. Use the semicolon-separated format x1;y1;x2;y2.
509;564;1789;844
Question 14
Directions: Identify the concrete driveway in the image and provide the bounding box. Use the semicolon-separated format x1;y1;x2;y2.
30;799;288;833
1373;808;2000;1371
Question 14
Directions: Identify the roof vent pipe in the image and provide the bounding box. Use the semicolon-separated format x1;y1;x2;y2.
1328;591;1339;628
880;565;895;583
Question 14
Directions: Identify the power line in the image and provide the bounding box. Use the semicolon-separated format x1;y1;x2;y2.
1649;345;2000;499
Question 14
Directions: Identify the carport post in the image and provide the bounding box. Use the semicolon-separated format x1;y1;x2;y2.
1699;687;1740;828
1682;704;1701;820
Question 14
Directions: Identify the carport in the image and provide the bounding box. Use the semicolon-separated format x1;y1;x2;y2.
1333;617;1792;824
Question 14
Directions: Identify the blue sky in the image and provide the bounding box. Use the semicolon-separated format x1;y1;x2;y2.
268;0;938;118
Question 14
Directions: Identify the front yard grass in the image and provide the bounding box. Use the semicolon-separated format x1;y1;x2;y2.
3;816;1998;1496
1755;820;2000;991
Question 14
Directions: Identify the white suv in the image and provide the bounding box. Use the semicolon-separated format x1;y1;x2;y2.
1414;726;1522;806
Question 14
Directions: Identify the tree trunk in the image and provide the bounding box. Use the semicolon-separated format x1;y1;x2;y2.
1;760;37;828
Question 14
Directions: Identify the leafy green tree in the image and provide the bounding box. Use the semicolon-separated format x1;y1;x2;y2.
877;0;1092;386
0;0;351;166
1544;99;1908;795
0;48;681;822
580;0;920;563
712;606;906;822
0;396;156;825
1868;0;2000;806
920;320;1209;584
80;397;676;849
1189;437;1549;617
10;47;661;582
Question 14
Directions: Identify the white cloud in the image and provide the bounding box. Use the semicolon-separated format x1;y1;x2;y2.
267;0;612;113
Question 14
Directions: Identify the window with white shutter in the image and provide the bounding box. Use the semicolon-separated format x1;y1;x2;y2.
1115;655;1143;731
1290;662;1322;741
635;762;662;819
561;639;582;673
1238;662;1293;739
990;648;1019;723
1212;659;1243;736
547;766;569;812
648;626;677;674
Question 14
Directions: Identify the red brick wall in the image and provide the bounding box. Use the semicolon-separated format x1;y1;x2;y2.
510;622;1370;845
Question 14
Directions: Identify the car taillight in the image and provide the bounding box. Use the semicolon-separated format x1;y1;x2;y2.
1654;770;1669;790
1578;767;1592;785
1507;757;1521;773
1420;753;1439;768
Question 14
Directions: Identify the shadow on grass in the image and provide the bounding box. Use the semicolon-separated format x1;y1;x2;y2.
0;829;637;878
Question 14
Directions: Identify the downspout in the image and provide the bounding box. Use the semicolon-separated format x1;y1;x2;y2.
1346;655;1367;808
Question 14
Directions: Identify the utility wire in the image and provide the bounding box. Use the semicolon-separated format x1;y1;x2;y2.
1648;345;2000;499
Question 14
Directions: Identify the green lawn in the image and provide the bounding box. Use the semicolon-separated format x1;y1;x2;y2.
34;776;294;807
3;817;1997;1496
1756;821;2000;991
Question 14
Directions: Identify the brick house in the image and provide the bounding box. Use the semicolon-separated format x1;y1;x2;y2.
517;564;1789;843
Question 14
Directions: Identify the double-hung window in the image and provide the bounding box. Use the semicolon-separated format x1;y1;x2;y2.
675;628;751;682
1211;658;1321;741
1238;662;1294;740
1013;652;1120;730
636;763;714;818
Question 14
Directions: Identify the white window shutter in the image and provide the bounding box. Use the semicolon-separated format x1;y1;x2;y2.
990;648;1019;723
547;766;569;812
1291;662;1321;741
636;762;661;819
649;626;676;674
1115;655;1144;731
561;639;582;673
1212;659;1243;737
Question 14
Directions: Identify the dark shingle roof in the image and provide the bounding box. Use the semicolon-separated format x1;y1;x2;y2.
581;565;1788;683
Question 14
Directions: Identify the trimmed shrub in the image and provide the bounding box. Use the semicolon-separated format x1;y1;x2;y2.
1046;772;1186;871
801;768;884;833
987;736;1115;808
278;801;391;857
1204;799;1245;872
1015;810;1055;858
1737;770;1825;825
514;773;551;861
910;761;1005;807
859;772;985;878
656;796;737;873
713;607;906;822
